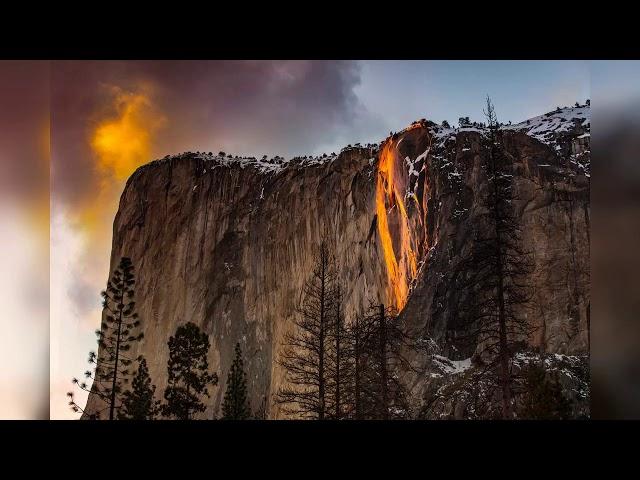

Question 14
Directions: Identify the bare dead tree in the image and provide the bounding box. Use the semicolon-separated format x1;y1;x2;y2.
325;286;351;419
344;303;415;419
346;311;375;419
367;303;414;419
276;241;339;419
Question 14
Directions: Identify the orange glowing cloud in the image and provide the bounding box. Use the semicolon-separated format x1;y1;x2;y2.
91;88;166;182
72;85;167;284
68;86;165;241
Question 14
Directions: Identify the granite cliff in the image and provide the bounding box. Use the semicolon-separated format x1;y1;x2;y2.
83;105;590;419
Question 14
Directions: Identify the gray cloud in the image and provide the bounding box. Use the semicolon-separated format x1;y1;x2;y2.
51;60;385;208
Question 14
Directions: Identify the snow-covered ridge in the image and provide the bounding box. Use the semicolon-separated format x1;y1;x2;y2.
421;104;591;178
427;104;590;150
502;104;590;147
504;104;591;177
147;143;380;176
141;105;588;179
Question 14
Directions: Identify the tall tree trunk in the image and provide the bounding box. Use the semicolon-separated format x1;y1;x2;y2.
354;321;361;420
496;262;513;419
490;133;513;420
379;304;389;420
109;290;124;420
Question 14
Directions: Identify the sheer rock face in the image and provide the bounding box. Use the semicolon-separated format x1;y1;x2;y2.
399;120;590;411
84;108;590;419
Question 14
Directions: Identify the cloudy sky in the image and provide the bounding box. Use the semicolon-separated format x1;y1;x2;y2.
39;60;591;418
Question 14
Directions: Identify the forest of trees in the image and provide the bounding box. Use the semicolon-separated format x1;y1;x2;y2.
69;249;423;420
68;97;578;420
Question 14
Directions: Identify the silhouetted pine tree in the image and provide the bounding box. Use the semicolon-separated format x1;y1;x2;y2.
119;357;160;420
67;257;143;420
446;97;534;418
221;343;251;420
276;241;339;419
162;322;218;420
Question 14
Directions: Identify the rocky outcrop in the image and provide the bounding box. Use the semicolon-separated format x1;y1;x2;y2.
83;106;590;419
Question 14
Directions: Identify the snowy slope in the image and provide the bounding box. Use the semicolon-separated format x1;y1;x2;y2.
425;104;591;178
502;105;590;151
426;104;591;150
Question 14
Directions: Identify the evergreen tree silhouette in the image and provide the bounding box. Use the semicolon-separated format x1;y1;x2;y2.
67;257;143;419
443;97;534;418
519;362;571;419
162;322;218;420
119;357;160;420
221;343;251;420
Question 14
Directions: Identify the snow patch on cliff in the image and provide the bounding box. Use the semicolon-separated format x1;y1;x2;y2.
502;105;590;149
433;355;473;374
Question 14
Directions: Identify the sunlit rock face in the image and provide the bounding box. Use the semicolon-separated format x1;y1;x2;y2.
83;107;590;419
83;146;399;419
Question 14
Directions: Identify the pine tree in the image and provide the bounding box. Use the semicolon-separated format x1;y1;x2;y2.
162;322;218;420
67;257;143;420
445;97;534;419
519;362;571;420
221;343;251;420
277;241;339;419
119;357;160;420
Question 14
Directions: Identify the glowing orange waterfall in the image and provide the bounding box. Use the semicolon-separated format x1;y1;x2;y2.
375;139;419;311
